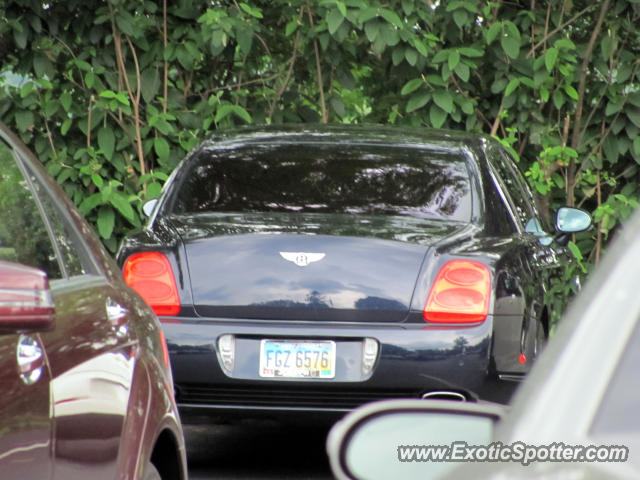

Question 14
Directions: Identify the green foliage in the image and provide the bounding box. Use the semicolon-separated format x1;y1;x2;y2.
1;0;639;312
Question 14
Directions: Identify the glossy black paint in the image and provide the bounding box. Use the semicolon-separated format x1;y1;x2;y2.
0;123;187;479
118;124;579;415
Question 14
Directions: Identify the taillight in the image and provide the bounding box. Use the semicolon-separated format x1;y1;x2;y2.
123;252;180;316
423;260;491;323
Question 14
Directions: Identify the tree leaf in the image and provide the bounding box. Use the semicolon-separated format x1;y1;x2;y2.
459;98;474;114
109;191;136;223
33;53;51;78
61;118;72;135
429;104;447;128
453;9;469;28
154;137;170;161
215;104;234;123
98;127;115;160
406;92;430;113
79;193;103;215
433;90;454;113
564;85;579;100
358;7;378;23
505;78;520;96
13;24;28;49
432;50;449;64
401;78;423;96
379;9;402;28
239;3;263;18
459;47;484;57
553;90;565;109
60;92;72;112
412;39;428;57
285;20;298;37
401;0;414;16
327;9;344;35
405;48;418;66
97;206;115;240
545;47;558;72
146;182;163;199
392;46;405;65
91;173;104;189
115;12;136;37
501;35;520;59
364;21;380;42
380;24;400;47
603;135;619;164
15;111;34;132
627;108;640;128
448;50;460;71
231;105;252;123
486;22;501;44
455;62;470;82
568;241;583;261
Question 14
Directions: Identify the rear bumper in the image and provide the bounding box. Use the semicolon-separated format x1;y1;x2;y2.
161;316;518;420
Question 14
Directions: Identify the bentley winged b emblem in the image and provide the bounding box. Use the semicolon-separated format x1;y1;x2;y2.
279;252;326;267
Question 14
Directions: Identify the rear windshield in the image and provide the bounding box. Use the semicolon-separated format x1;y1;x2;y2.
167;143;473;222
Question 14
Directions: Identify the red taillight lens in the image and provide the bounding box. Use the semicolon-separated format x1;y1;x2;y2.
423;260;491;323
123;252;180;316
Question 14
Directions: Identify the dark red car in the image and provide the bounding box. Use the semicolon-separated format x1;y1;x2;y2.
0;122;187;479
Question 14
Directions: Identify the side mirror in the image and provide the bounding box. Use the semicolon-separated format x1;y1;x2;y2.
142;199;159;217
327;399;503;480
554;207;592;246
555;207;591;233
0;261;55;331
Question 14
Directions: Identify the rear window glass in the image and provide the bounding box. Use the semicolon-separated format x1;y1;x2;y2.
168;144;473;222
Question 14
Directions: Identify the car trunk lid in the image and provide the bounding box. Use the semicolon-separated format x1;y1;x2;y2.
171;213;466;322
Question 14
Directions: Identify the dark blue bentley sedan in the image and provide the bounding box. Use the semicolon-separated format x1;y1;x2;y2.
117;125;590;422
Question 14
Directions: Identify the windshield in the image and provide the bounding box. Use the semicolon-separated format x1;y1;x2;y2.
167;143;473;222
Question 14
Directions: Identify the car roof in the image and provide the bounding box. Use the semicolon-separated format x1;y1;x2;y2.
196;124;490;153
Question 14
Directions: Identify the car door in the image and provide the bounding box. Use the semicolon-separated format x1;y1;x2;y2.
0;137;55;479
10;141;138;479
485;143;561;371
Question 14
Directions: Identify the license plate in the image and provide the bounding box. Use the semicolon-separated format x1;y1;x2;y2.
259;340;335;379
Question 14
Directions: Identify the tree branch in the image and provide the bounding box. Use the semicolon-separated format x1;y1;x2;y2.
109;5;147;180
163;0;168;115
567;0;611;206
528;5;596;58
268;30;302;120
306;5;328;123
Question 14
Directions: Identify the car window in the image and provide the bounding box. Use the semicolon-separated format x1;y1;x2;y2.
168;144;473;222
590;320;640;436
492;149;536;226
490;146;552;242
0;140;63;279
18;159;90;277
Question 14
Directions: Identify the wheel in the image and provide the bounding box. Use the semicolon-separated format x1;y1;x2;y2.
533;317;547;360
142;461;161;480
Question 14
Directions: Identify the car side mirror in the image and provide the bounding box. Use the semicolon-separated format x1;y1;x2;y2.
326;399;503;480
0;261;55;331
142;199;159;217
554;207;592;246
